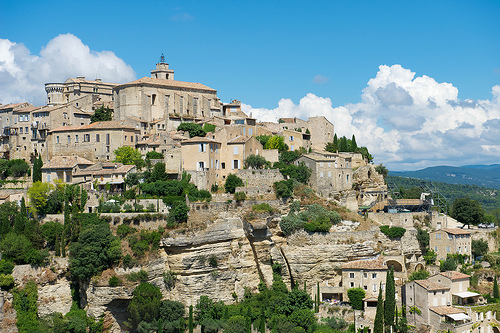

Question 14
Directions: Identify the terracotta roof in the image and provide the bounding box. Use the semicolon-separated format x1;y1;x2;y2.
439;271;470;280
414;280;450;291
73;162;135;176
430;307;464;316
136;138;160;145
227;135;251;144
126;116;147;123
50;120;136;132
439;229;471;235
0;102;31;110
342;257;387;270
117;77;216;92
150;118;165;124
181;136;220;144
42;156;93;169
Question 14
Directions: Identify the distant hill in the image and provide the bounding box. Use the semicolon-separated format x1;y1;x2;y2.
390;164;500;189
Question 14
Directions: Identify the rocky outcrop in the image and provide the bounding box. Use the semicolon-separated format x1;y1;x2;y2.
353;165;387;207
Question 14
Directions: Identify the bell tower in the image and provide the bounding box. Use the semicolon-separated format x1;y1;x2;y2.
151;53;174;80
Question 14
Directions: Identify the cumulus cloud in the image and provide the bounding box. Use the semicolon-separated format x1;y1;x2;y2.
243;64;500;170
313;74;329;84
0;34;136;105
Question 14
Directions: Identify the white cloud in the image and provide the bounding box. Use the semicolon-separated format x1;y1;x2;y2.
244;64;500;170
170;12;194;21
0;34;136;105
313;74;329;84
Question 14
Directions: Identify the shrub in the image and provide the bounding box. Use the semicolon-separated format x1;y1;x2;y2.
146;203;156;212
124;189;136;200
234;192;246;202
117;224;137;238
274;179;294;198
440;258;458;272
244;154;268;169
472;239;489;258
0;259;15;275
225;174;244;194
208;255;218;268
122;203;134;213
211;184;219;193
109;276;121;287
123;254;136;268
408;269;430;281
146;151;164;159
163;271;177;291
347;288;365;310
379;226;406;238
127;269;149;282
304;215;333;232
168;201;189;226
252;203;275;213
280;214;304;236
0;274;14;290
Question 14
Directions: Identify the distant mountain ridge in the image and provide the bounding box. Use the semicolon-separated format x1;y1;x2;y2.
389;164;500;189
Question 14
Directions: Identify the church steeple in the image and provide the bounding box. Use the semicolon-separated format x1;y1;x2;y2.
151;53;174;80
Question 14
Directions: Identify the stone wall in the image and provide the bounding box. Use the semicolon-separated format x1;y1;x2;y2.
368;211;429;228
236;169;284;188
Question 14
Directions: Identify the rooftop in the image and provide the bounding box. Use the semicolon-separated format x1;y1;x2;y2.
50;120;136;132
117;77;216;92
42;156;93;169
73;162;135;176
227;135;252;144
435;228;471;235
342;257;387;270
414;280;450;291
430;306;465;316
439;271;470;280
181;136;220;144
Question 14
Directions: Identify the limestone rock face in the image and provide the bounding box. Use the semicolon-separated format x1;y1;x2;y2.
353;165;387;207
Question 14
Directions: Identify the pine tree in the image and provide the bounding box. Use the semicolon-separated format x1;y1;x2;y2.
374;286;384;333
340;136;348;152
385;267;395;327
494;276;499;299
189;305;194;333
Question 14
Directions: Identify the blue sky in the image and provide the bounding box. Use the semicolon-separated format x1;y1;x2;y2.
1;0;500;170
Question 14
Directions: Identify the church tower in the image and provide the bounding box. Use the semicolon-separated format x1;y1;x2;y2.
150;53;174;80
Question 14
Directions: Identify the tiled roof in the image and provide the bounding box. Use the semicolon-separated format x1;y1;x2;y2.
227;135;251;144
439;271;470;280
342;257;387;270
430;306;464;316
181;136;220;144
73;162;135;176
0;102;31;110
126;116;147;123
439;229;471;235
42;156;93;169
50;121;136;132
117;77;216;92
414;280;450;291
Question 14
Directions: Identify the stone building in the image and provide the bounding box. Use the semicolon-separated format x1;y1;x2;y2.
429;229;472;262
42;155;94;183
45;77;115;106
113;59;222;130
180;136;221;190
428;271;480;306
72;162;136;192
278;116;334;150
281;128;311;152
296;151;353;197
342;256;388;301
48;121;140;161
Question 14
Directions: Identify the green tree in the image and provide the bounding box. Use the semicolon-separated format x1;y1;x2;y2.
373;287;384;333
69;223;122;281
113;146;144;167
351;135;358;152
279;151;302;164
375;164;389;178
440;258;457;272
494;277;499;300
384;267;395;327
256;135;272;147
146;151;164;159
416;229;429;250
424;249;437;265
244;155;267;169
408;270;430;281
224;315;247;333
91;105;113;122
127;283;162;329
347;288;365;310
202;123;216;134
451;197;484;227
0;232;33;264
33;155;43;182
264;136;288;152
177;123;206;138
27;181;54;215
189;305;194;333
167;201;189;225
472;239;489;258
225;174;244;194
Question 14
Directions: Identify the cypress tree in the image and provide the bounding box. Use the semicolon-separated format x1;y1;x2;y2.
33;155;43;182
385;267;395;327
259;312;265;333
373;286;384;333
189;305;193;333
304;281;307;292
245;307;252;333
494;276;499;299
317;282;321;312
55;234;61;257
333;134;338;151
402;304;406;318
340;136;348;152
61;235;66;257
351;134;358;152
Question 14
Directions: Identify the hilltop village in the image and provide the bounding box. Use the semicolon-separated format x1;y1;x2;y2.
0;57;498;333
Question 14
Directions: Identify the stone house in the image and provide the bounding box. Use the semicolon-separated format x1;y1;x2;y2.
180;136;221;190
281;128;311;152
48;121;140;162
42;156;94;183
0;102;31;159
223;136;263;178
296;151;353;197
278;116;335;150
429;229;472;262
45;77;115;106
342;256;388;301
428;271;480;306
72;162;136;192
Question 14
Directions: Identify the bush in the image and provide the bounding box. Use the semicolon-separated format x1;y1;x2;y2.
208;255;218;268
0;274;14;290
146;203;156;212
0;259;15;275
472;239;489;258
244;155;268;169
252;203;275;213
408;269;430;281
127;269;149;282
347;288;365;310
440;258;458;272
109;276;121;287
274;179;295;198
225;174;244;194
303;215;332;232
117;224;137;238
168;201;189;225
379;226;406;238
123;254;136;268
123;203;134;213
211;184;219;193
234;192;246;202
280;214;304;236
146;151;164;159
124;189;136;200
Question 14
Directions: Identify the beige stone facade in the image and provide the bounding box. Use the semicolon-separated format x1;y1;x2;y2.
342;257;388;300
45;77;115;106
278;116;334;150
41;156;94;184
429;229;472;262
180;136;221;190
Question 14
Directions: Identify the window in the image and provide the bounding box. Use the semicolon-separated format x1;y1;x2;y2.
19;128;23;134
320;172;324;177
290;145;294;151
349;273;354;278
458;247;461;252
221;162;225;169
449;234;453;239
364;286;367;290
106;146;110;153
233;160;239;169
350;282;354;288
364;273;367;278
436;234;441;239
234;146;238;155
373;284;377;292
25;127;28;133
63;112;67;119
84;134;90;142
347;175;349;182
446;247;450;252
243;128;246;135
320;162;323;167
56;136;59;143
47;174;51;182
67;135;71;143
435;246;438;252
289;136;294;141
249;128;253;135
372;273;377;279
96;134;100;142
198;162;204;171
125;136;127;141
75;135;78;143
328;172;332;177
106;134;110;145
199;144;206;152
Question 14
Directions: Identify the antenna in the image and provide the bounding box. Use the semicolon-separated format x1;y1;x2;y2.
160;53;165;63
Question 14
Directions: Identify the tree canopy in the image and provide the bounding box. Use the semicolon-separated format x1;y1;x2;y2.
113;146;144;168
90;105;113;122
451;197;484;226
